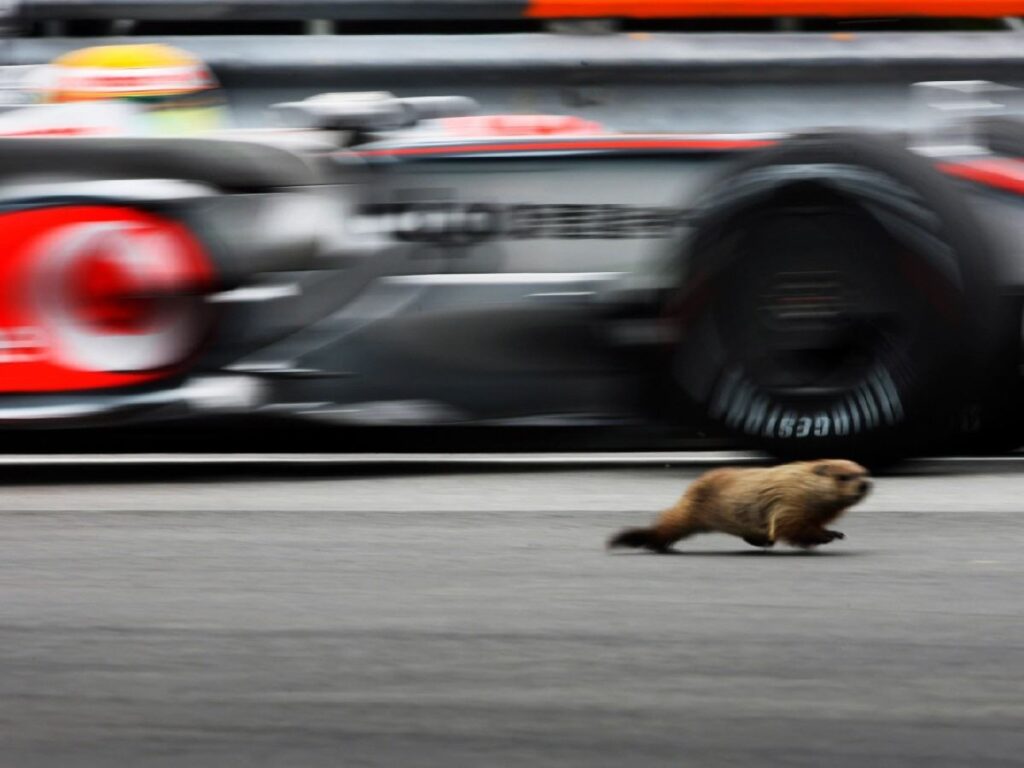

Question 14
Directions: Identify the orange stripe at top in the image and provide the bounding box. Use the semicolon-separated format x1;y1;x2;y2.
526;1;1024;17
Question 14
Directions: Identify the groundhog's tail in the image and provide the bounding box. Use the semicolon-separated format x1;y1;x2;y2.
607;526;667;552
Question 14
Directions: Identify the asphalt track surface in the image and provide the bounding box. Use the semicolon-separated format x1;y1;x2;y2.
3;456;1024;767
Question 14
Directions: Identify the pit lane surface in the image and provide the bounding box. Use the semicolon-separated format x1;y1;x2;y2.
2;456;1023;767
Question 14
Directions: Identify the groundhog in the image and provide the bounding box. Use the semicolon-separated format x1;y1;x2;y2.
608;459;871;552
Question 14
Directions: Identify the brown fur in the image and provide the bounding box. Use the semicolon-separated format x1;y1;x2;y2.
608;459;871;552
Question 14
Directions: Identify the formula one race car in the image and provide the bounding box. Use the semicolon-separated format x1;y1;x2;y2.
4;79;1024;461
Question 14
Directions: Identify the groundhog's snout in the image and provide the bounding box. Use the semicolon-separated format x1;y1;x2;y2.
856;478;872;498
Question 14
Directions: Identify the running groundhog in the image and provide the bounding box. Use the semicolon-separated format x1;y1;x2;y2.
608;459;871;552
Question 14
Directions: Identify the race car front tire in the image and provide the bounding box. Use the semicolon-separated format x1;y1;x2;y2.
669;132;1006;462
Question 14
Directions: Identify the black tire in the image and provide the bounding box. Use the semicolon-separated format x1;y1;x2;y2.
668;132;1003;463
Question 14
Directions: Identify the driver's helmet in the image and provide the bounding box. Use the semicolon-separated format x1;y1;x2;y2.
41;43;226;135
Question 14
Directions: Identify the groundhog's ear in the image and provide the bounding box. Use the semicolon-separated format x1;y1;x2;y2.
813;463;831;476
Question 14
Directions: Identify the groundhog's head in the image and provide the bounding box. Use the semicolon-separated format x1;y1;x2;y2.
811;459;872;505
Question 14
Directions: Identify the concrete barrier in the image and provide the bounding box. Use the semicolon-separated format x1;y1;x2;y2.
9;0;1024;21
5;2;1024;133
5;31;1024;133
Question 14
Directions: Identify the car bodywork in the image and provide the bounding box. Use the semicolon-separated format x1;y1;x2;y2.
4;88;1024;459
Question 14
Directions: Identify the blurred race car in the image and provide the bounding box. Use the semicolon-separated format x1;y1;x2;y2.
3;56;1024;460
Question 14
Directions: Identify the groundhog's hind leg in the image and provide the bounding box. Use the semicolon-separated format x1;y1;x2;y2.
768;506;842;548
649;503;708;552
608;502;705;553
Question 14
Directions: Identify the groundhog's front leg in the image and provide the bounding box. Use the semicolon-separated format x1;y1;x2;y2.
768;505;845;548
741;534;775;548
786;527;843;548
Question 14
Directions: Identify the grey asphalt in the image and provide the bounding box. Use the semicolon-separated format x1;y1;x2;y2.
2;460;1024;767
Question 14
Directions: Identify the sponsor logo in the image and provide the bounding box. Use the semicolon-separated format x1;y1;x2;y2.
0;206;209;393
352;200;688;244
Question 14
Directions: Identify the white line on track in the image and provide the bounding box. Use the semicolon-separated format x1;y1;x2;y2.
0;451;763;466
0;451;1018;467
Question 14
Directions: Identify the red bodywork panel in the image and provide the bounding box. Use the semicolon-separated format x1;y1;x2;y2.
0;205;212;394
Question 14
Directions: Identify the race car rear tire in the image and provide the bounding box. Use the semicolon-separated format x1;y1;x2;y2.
669;132;1003;463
